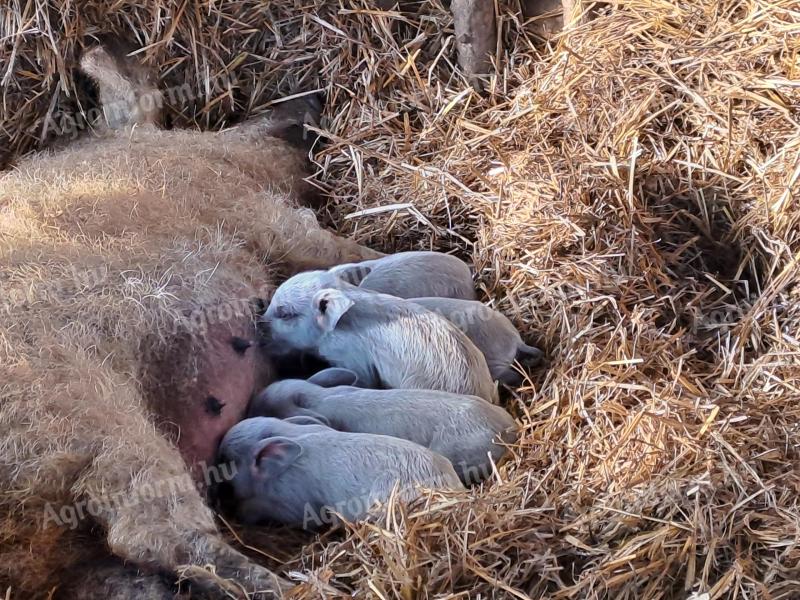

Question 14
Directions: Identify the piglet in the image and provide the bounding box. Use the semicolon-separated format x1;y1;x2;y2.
217;417;463;528
410;297;544;386
262;285;498;401
329;251;476;300
250;368;518;484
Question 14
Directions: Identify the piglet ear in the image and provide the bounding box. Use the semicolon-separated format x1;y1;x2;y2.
308;367;358;388
329;262;373;286
312;288;354;332
253;437;302;478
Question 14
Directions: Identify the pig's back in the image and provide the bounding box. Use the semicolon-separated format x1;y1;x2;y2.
410;297;522;374
315;388;492;446
375;311;496;401
301;431;462;493
322;291;496;400
360;252;475;300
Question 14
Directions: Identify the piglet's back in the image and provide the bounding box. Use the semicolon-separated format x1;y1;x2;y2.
326;290;498;401
299;430;463;492
357;252;476;300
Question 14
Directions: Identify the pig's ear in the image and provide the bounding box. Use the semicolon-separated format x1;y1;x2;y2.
329;262;373;285
312;289;353;332
253;437;302;478
308;368;358;388
284;415;330;427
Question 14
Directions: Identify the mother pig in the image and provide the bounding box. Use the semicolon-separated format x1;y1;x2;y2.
0;43;377;599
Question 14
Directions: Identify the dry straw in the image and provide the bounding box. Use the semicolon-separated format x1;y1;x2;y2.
3;0;800;598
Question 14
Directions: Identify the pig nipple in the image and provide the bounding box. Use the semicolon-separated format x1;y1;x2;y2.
231;336;253;355
205;395;227;416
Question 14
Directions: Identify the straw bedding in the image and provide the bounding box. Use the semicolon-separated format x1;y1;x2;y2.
2;0;799;598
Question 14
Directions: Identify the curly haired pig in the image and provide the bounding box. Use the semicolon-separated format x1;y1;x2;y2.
329;251;476;299
0;44;378;599
217;417;463;529
262;285;498;401
249;368;518;484
410;297;544;386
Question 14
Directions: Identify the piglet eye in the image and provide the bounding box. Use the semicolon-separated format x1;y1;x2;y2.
275;306;297;320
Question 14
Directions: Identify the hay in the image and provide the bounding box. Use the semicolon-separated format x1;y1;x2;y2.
3;0;800;598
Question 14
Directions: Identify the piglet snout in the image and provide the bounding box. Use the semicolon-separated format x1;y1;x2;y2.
256;320;293;358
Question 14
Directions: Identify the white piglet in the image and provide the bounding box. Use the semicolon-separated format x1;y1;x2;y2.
217;417;463;529
329;251;476;300
262;285;498;401
410;297;544;386
249;368;519;484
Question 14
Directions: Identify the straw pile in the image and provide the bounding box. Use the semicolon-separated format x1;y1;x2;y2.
3;0;800;598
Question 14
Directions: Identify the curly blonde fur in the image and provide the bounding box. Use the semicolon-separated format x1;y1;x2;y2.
0;45;378;598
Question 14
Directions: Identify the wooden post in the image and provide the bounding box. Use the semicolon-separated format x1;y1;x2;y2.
451;0;497;84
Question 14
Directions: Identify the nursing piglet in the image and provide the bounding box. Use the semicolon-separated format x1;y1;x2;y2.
329;251;476;300
217;417;463;528
250;368;518;484
262;286;498;401
410;297;544;386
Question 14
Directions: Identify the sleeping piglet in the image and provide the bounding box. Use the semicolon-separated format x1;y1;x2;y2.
217;417;463;528
262;286;498;401
410;297;544;386
329;251;476;300
249;368;519;484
